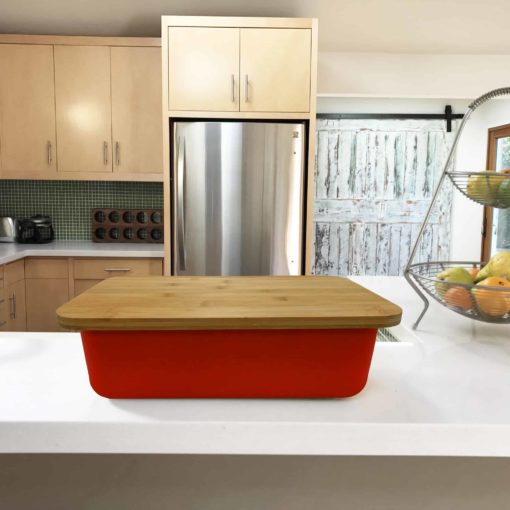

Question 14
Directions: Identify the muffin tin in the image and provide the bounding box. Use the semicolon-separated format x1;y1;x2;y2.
92;208;163;243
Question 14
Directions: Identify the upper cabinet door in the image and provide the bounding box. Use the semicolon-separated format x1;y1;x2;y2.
168;27;239;112
54;45;112;173
0;44;57;177
240;29;311;113
111;47;163;175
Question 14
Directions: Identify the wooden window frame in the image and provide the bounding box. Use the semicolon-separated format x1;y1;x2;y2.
482;123;510;261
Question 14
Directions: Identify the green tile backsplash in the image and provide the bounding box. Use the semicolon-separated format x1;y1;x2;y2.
0;180;164;240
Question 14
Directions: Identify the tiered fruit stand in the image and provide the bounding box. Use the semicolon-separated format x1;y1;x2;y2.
405;88;510;329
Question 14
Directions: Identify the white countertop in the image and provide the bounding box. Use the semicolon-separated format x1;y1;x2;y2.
0;240;164;264
1;276;509;456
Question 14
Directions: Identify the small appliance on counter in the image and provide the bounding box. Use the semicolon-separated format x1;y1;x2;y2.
17;215;55;244
0;217;18;243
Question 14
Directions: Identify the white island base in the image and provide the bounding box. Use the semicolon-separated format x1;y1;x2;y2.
1;277;509;509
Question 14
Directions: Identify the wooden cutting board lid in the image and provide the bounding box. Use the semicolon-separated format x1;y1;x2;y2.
57;276;402;331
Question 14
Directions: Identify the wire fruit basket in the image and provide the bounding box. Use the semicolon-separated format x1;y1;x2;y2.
408;261;510;324
448;171;510;208
405;88;510;328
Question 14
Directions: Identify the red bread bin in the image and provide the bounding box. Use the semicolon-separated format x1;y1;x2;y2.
58;276;401;399
81;328;377;398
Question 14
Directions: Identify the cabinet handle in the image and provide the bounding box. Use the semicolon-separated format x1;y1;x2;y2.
231;74;235;102
9;293;16;320
103;268;131;272
103;141;109;165
245;74;249;102
115;142;120;166
47;141;53;165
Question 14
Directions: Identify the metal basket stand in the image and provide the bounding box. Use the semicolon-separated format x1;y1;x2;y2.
404;87;510;329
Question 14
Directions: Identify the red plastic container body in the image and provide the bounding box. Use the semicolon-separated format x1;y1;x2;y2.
81;328;377;398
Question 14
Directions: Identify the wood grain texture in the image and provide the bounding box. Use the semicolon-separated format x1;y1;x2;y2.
54;45;112;173
162;16;314;29
240;28;311;113
4;260;24;286
313;118;454;276
56;275;402;331
25;278;69;331
167;27;239;112
0;44;57;178
111;46;163;175
73;258;163;280
0;34;160;46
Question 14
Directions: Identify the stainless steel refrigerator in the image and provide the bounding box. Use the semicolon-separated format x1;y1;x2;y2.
171;121;306;276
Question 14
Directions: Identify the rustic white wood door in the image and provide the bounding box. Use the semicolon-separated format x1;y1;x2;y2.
313;118;454;276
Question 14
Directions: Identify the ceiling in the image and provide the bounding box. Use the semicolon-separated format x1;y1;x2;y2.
1;0;509;54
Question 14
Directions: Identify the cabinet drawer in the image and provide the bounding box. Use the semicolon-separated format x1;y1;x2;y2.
5;259;25;286
73;258;163;280
25;258;69;278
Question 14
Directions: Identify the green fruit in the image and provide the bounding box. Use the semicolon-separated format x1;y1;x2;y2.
435;267;474;297
476;251;510;282
496;179;510;207
466;172;504;204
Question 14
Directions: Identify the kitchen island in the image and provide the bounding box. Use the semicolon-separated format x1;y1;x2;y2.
1;276;509;509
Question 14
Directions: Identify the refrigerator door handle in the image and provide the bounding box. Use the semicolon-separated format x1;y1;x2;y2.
177;136;187;271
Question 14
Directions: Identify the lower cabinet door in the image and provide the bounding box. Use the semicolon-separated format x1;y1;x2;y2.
74;279;102;297
25;278;69;332
6;280;26;332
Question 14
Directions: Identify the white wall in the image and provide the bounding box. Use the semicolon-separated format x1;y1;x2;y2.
451;99;510;260
318;53;510;98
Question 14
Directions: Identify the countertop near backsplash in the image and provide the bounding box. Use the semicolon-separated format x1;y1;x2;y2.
0;240;164;265
0;180;163;240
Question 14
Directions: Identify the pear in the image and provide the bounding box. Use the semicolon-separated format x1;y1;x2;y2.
476;252;510;282
466;172;504;204
435;267;474;297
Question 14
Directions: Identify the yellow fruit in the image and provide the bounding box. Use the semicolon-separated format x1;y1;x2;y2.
468;267;479;280
435;267;473;297
473;278;510;317
466;172;504;204
476;252;510;282
444;287;473;311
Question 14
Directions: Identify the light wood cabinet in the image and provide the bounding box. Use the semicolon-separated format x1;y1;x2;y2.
4;260;26;331
54;45;113;173
111;47;163;175
0;268;6;331
167;27;240;112
25;258;70;332
240;29;311;113
0;44;57;178
166;24;312;114
73;258;163;281
6;280;26;331
73;258;163;297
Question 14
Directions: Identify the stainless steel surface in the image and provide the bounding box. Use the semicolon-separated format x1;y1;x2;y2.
245;75;249;102
47;141;52;165
405;86;510;329
0;217;18;243
176;137;186;271
115;142;120;166
172;121;306;276
231;74;235;102
103;141;108;165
